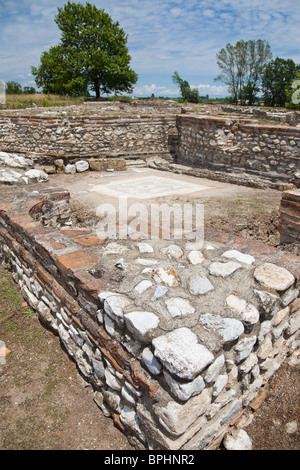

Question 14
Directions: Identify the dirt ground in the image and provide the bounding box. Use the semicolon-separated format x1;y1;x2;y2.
0;170;299;451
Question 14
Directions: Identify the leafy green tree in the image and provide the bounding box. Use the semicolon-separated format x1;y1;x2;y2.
215;40;272;105
6;81;22;94
22;86;37;94
172;71;200;103
32;1;138;97
261;57;300;107
286;71;300;110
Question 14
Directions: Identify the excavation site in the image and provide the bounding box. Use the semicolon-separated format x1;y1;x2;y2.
0;100;299;450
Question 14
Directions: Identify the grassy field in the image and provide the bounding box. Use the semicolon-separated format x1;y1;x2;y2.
1;93;86;110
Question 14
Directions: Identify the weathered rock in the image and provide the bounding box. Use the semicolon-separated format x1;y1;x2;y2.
24;169;49;183
161;244;183;259
187;250;205;265
65;163;76;174
222;250;255;265
141;347;162;375
254;263;295;292
152;327;214;380
137;242;154;253
226;294;260;326
154;389;211;437
134;280;152;294
204;355;225;383
208;261;242;278
163;370;205;401
223;429;252;450
187;273;214;295
75;160;89;172
151;285;168;301
165;297;195;318
199;313;244;343
124;311;159;341
152;266;180;287
0;151;32;168
103;294;132;324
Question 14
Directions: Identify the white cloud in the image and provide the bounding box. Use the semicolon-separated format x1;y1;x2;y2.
133;82;228;98
0;0;299;91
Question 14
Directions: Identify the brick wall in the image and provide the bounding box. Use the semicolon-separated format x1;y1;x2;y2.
279;189;300;244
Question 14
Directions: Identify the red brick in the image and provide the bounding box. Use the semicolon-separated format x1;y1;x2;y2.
60;229;92;238
52;281;80;314
130;360;159;400
36;265;53;287
73;269;110;301
73;235;105;246
56;249;99;275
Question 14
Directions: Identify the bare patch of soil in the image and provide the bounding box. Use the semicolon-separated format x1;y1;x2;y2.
0;266;133;451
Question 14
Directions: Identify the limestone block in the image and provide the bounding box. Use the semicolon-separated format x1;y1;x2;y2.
163;370;205;401
152;327;214;380
124;311;160;341
187;273;214;295
137;242;154;253
208;261;242;278
199;313;244;344
161;244;183;259
187;250;205;265
64;163;76;174
24;169;49;183
226;294;259;326
75;160;89;172
222;250;255;265
204;355;225;384
165;297;195;318
152;266;180;287
154;388;211;437
141;348;162;375
103;294;132;324
223;429;252;450
254;263;295;292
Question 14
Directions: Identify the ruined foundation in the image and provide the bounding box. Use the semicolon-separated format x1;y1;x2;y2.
0;103;299;450
0;182;299;450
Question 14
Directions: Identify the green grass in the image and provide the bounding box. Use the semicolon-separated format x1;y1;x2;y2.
1;93;86;110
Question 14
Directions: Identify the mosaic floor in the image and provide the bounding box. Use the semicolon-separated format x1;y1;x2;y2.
92;175;210;199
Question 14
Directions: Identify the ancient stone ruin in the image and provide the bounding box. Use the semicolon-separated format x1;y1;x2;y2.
0;101;299;450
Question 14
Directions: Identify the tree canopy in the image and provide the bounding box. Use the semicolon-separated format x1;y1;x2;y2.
172;71;200;103
31;1;138;97
261;57;300;107
215;39;272;105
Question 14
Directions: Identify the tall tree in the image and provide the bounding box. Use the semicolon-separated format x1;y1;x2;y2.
261;57;300;107
32;1;138;97
172;71;200;103
6;81;22;94
215;39;272;105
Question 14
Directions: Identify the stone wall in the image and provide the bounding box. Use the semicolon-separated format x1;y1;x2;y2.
0;113;177;164
0;185;299;450
176;115;300;183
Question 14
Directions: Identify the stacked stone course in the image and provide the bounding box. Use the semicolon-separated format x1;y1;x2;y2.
176;115;300;182
0;113;177;164
0;185;299;450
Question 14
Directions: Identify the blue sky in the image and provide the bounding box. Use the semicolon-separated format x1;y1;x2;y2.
0;0;299;98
